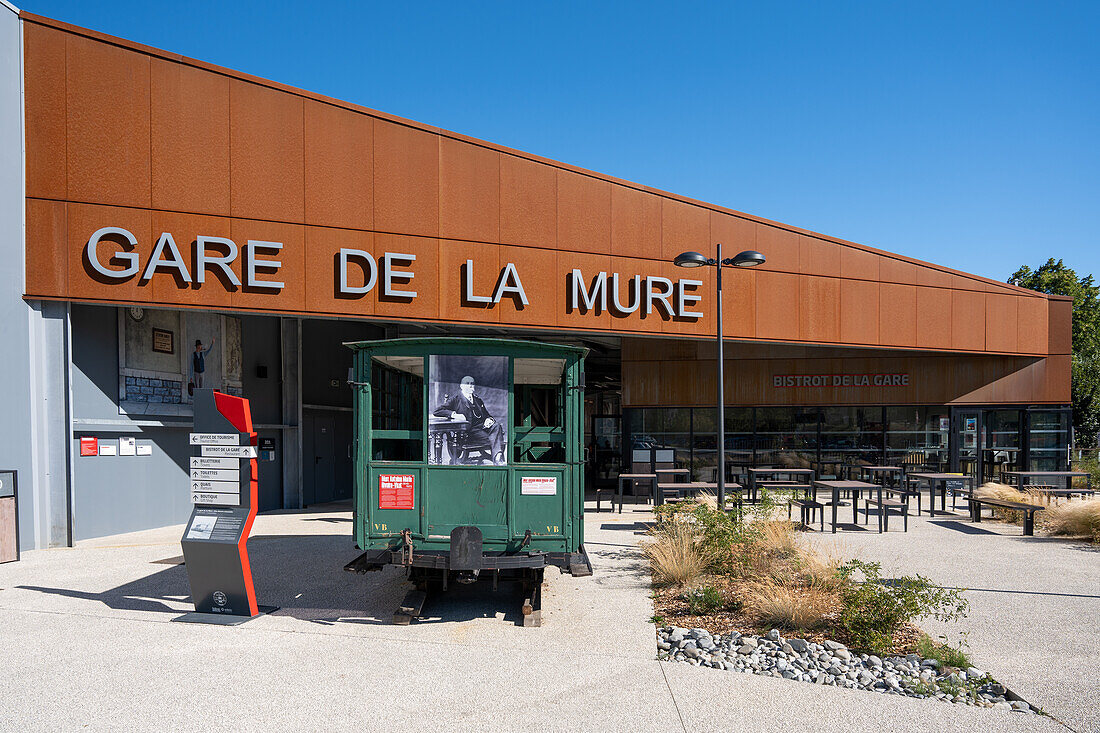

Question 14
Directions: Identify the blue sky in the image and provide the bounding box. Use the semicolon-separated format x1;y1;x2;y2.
21;0;1100;283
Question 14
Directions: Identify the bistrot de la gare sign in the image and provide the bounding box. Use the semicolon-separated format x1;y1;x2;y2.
773;374;911;388
84;227;706;319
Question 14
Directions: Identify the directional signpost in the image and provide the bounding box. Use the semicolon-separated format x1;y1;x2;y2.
177;389;273;624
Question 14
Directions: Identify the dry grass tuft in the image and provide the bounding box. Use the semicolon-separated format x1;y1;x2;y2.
757;520;800;557
742;579;835;629
800;546;846;592
1041;498;1100;542
642;519;717;587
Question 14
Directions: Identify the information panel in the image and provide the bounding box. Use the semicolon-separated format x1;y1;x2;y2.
180;389;261;618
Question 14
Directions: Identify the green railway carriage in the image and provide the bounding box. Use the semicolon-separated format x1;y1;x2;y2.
344;338;592;619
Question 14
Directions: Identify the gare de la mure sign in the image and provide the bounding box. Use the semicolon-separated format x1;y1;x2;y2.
84;226;708;319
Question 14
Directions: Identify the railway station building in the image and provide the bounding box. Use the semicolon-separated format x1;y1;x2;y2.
0;8;1073;550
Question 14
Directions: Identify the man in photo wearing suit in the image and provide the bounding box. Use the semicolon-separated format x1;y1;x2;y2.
433;375;506;465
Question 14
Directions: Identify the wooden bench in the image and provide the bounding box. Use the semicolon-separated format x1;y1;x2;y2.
787;497;824;531
860;493;909;532
971;497;1045;536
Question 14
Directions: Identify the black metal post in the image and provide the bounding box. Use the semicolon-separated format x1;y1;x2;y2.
716;242;725;510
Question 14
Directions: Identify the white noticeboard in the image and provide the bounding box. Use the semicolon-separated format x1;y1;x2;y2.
521;476;557;496
119;437;136;456
99;443;117;456
189;433;240;446
136;443;152;456
201;445;257;458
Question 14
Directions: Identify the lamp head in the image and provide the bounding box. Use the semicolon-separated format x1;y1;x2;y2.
727;250;766;267
673;251;711;268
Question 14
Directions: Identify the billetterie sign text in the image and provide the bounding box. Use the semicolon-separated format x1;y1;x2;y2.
84;227;706;319
773;374;911;388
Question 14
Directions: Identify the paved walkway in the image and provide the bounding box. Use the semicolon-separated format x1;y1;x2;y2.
0;499;1092;732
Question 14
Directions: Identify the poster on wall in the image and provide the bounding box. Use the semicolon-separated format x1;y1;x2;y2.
428;355;509;466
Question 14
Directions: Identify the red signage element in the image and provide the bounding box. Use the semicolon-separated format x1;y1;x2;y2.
79;437;98;456
379;474;415;510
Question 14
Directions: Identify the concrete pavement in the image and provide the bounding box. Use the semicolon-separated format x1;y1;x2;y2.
0;499;1092;732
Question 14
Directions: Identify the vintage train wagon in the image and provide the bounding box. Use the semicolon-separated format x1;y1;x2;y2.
343;337;592;624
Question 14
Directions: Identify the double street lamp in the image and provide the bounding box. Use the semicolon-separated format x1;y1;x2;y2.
673;245;766;509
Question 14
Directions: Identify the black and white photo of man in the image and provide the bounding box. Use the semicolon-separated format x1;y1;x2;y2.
433;376;505;465
428;355;509;466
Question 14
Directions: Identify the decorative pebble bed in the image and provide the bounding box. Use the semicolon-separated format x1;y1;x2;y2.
657;626;1036;713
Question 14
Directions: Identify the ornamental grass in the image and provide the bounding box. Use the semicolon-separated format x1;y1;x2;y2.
1040;498;1100;542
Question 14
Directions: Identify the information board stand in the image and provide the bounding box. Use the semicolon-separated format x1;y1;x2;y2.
176;389;275;625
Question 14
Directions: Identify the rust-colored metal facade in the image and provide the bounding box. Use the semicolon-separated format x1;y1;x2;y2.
20;13;1071;408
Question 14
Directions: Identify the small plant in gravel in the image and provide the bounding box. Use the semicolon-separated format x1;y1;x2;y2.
642;517;718;586
836;560;970;655
680;585;723;615
916;633;972;670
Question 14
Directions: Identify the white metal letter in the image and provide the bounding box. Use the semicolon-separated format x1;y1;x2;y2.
195;236;242;286
338;249;378;294
245;240;285;290
676;279;703;318
610;273;640;314
645;276;675;317
86;226;140;280
141;231;192;283
463;259;492;304
492;262;528;306
570;269;607;311
382;253;417;298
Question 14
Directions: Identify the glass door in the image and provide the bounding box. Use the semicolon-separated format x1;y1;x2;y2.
952;409;982;481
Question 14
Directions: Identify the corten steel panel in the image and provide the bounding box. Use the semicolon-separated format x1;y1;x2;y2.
499;154;556;248
303;226;374;317
879;283;917;347
661;198;709;261
798;276;840;343
230;218;305;313
915;286;952;350
1016;298;1048;355
1048;299;1072;355
494;244;557;328
916;264;953;289
23;23;67;200
990;358;1037;403
557;170;611;254
371;233;440;322
25;199;67;297
951;289;986;351
229;79;305;222
1043;354;1072;402
373;121;439;237
755;270;800;341
557;251;612;330
151;59;231;216
438;239;500;324
840;246;880;282
66;202;153;303
66;34;151;209
798;236;841;278
611;187;661;260
721;266;757;340
755;225;799;273
879;257;919;286
439;138;499;243
985;293;1019;354
304;100;373;231
148;210;234;308
710;211;757;259
839;278;879;345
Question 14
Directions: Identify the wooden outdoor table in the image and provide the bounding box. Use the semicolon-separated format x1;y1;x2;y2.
747;468;816;502
1001;471;1092;494
616;473;657;514
812;480;880;533
907;472;973;516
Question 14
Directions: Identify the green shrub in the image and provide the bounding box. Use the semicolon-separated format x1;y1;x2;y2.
680;585;723;615
836;560;969;655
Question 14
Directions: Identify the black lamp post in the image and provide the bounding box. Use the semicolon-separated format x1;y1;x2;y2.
673;245;766;509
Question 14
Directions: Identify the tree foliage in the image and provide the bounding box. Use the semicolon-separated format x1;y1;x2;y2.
1009;259;1100;446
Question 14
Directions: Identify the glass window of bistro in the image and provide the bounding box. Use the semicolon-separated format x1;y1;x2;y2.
624;405;1072;483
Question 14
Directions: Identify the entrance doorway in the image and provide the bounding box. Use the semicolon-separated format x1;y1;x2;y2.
952;410;981;481
305;413;335;505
